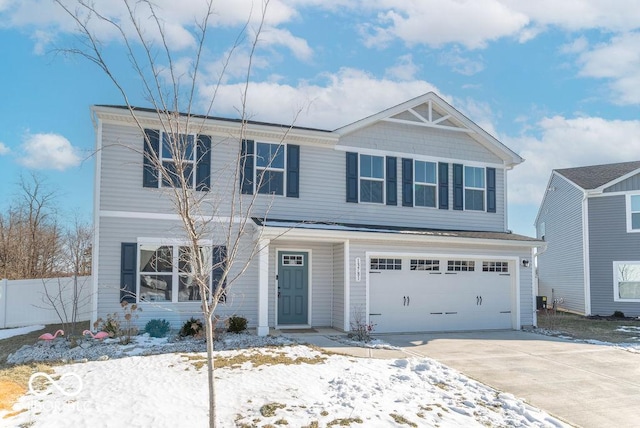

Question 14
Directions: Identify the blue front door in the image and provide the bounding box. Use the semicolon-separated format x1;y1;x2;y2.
278;251;309;325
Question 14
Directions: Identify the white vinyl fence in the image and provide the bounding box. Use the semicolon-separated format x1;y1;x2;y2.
0;276;93;329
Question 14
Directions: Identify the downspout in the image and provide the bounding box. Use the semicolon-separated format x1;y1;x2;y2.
581;191;591;315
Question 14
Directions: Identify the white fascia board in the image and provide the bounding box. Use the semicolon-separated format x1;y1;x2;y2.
259;226;543;249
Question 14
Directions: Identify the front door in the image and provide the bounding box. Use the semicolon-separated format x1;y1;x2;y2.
278;251;309;325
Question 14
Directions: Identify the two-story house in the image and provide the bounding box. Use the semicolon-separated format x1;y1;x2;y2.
535;161;640;317
91;92;541;335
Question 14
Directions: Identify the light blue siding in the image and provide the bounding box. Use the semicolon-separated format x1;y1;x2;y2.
535;174;586;314
588;195;640;316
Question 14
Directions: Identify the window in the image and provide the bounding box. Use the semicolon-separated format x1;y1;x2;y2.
629;195;640;232
447;260;475;271
256;142;285;195
370;258;402;270
411;259;440;271
464;166;485;211
483;261;509;272
138;244;215;303
360;154;384;203
414;160;437;207
161;132;195;188
538;221;546;241
614;262;640;301
282;254;304;266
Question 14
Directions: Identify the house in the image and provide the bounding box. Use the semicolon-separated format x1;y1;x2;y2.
535;161;640;316
91;92;542;335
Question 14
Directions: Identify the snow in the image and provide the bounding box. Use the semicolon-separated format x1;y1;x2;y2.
0;325;43;340
1;334;568;428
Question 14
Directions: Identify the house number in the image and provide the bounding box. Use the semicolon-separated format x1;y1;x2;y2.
355;257;361;282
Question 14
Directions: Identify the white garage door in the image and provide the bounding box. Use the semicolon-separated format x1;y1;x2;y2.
369;257;513;333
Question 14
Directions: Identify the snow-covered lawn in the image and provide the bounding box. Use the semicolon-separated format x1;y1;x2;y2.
2;336;568;427
0;325;43;340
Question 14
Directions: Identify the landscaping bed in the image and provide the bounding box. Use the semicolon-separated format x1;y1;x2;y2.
536;310;640;343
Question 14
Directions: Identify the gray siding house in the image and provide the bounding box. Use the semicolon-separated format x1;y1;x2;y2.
91;92;542;335
536;161;640;316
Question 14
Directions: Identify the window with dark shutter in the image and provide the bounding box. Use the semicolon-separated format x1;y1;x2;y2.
120;243;137;303
438;162;449;210
386;156;397;205
402;158;413;207
453;163;463;210
143;129;160;188
486;167;496;213
286;144;300;198
196;134;211;191
346;152;358;203
240;140;255;194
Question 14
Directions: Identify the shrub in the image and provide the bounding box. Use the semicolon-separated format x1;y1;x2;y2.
227;315;248;333
94;312;120;338
145;319;171;338
613;310;626;318
180;317;204;338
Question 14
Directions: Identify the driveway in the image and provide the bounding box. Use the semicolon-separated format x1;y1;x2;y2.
380;330;640;428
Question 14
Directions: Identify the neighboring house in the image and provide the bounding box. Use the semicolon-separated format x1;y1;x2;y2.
535;161;640;317
91;92;542;335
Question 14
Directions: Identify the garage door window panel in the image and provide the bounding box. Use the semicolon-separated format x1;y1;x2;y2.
411;259;440;271
370;258;401;270
482;261;509;272
447;260;475;272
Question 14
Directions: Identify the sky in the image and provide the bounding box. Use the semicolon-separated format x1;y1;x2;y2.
1;0;640;236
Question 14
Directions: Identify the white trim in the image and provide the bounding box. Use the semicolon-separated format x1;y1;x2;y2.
613;261;640;302
626;194;640;233
90;117;103;329
504;167;509;232
275;248;312;328
100;210;242;222
530;247;536;327
343;240;351;332
334;144;505;169
136;237;213;245
582;193;592;315
257;239;270;336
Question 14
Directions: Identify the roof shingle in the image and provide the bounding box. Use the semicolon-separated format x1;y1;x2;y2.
555;161;640;190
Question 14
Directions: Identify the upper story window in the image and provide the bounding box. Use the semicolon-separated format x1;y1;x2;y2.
161;133;195;188
143;129;211;191
414;160;437;208
359;154;385;204
240;140;299;198
256;142;285;195
629;195;640;232
464;166;485;211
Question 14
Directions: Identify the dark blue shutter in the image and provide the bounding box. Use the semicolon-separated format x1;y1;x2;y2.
346;152;358;203
487;167;496;213
212;245;227;303
143;129;159;188
286;144;300;198
402;158;413;207
386;156;397;206
120;243;137;303
196;134;211;191
240;140;254;194
438;162;449;210
453;163;463;211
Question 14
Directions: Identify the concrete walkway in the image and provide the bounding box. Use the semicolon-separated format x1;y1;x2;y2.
287;329;640;428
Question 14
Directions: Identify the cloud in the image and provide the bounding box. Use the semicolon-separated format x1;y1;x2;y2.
18;133;80;171
384;54;419;81
200;67;440;129
438;49;485;76
506;116;640;208
574;32;640;104
0;142;9;155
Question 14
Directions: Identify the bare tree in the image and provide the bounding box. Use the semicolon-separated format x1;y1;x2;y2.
0;174;62;279
55;1;293;426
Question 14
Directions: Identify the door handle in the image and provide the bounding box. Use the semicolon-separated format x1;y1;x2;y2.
407;296;410;306
479;296;483;305
403;296;406;306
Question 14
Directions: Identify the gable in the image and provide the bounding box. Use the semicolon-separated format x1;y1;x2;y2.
335;92;522;167
604;172;640;193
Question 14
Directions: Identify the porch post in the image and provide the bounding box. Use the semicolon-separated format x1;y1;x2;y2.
256;239;270;336
343;241;350;332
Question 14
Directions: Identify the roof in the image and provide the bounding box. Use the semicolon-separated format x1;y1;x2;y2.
94;104;332;133
555;160;640;190
253;218;540;243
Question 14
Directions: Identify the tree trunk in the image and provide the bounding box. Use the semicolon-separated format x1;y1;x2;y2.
205;311;216;427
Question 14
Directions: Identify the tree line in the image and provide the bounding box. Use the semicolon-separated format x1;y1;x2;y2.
0;174;92;280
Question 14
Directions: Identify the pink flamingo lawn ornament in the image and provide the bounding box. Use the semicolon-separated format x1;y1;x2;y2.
82;330;109;340
38;329;64;341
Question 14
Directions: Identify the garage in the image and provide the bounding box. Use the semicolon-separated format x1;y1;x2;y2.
369;256;514;333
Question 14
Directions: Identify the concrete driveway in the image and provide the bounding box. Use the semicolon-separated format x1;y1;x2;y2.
380;330;640;428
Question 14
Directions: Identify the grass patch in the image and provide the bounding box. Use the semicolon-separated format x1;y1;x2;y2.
213;350;326;369
302;421;319;428
390;413;417;427
260;402;287;417
537;310;640;343
326;417;363;426
0;363;56;414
